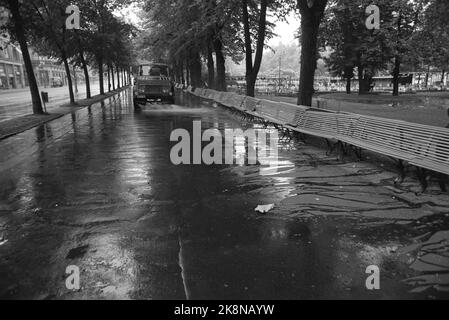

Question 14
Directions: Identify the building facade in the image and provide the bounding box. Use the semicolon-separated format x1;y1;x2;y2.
0;37;85;90
0;36;25;89
29;50;69;88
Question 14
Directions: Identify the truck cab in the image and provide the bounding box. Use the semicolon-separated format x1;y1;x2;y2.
134;63;175;107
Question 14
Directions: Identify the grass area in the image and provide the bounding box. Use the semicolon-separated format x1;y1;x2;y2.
258;93;449;128
318;91;449;104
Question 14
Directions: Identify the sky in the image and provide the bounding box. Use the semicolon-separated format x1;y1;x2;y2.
268;13;300;46
117;3;141;25
120;5;300;47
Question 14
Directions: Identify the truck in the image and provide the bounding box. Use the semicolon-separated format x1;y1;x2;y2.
133;63;175;107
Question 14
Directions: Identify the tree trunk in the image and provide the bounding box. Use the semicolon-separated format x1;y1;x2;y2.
189;51;202;88
107;65;111;92
346;77;351;94
213;38;226;92
207;42;215;89
392;55;401;96
73;65;78;94
252;0;268;83
344;66;353;94
247;77;257;98
393;14;402;97
61;53;75;104
180;61;185;85
111;65;115;90
79;50;91;99
357;64;370;94
358;66;363;94
116;66;120;88
242;0;268;97
242;0;253;96
174;63;180;84
297;0;328;106
441;69;445;85
98;57;105;95
9;0;44;114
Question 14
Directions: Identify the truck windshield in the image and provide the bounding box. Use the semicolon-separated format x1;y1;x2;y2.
140;65;169;77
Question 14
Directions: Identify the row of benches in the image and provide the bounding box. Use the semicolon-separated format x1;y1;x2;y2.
183;87;449;176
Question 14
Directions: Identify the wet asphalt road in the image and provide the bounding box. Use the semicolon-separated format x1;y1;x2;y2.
0;89;449;300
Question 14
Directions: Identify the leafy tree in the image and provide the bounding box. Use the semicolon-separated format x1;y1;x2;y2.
140;0;204;87
76;0;134;95
320;1;358;94
241;0;269;97
420;0;449;85
0;0;44;114
322;0;397;95
241;0;295;97
385;0;427;96
139;0;292;93
23;0;79;104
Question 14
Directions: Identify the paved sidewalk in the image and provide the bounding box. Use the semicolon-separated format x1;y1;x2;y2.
0;87;130;140
0;81;105;122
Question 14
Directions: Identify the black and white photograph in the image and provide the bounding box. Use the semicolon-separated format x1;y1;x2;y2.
0;0;449;305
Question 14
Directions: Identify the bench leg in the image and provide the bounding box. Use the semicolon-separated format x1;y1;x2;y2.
438;174;448;192
325;139;338;156
279;129;291;142
294;132;307;143
338;142;348;158
349;146;363;161
356;147;363;161
416;167;429;193
263;121;271;129
395;159;406;184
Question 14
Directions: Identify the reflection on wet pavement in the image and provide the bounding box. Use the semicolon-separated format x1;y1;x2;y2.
0;89;448;300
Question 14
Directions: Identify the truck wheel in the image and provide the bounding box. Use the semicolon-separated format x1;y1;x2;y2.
166;96;175;104
134;99;143;110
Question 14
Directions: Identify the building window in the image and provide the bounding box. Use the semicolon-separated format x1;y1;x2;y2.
14;65;22;87
0;64;7;88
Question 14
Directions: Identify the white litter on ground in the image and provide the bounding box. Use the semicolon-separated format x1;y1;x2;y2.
255;204;275;214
